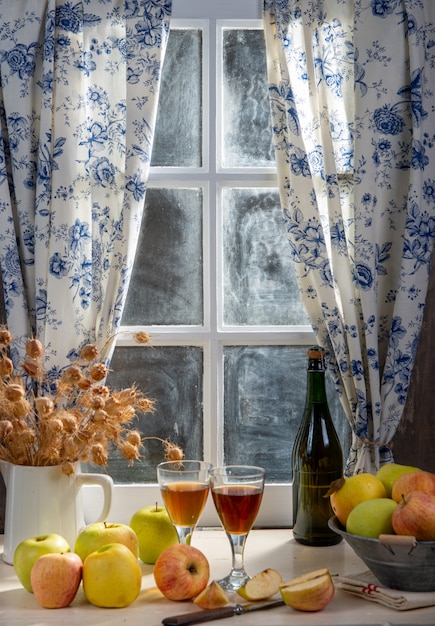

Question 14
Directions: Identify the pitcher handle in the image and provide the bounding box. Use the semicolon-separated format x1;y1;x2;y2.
76;473;113;522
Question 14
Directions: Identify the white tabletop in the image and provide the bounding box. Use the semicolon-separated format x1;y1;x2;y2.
1;529;434;626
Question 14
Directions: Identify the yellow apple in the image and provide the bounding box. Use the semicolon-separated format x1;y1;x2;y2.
82;542;142;608
279;568;334;612
129;504;178;564
237;568;282;601
345;498;397;538
154;544;209;601
329;473;387;526
74;521;139;562
193;580;229;609
376;463;420;497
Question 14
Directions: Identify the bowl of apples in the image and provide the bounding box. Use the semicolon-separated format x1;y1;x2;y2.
328;515;435;592
328;466;435;592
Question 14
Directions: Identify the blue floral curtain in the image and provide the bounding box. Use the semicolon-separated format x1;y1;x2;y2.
0;0;171;375
264;0;435;473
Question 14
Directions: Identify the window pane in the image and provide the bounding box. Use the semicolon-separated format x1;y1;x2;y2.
122;187;203;326
223;346;350;483
92;346;204;483
151;29;202;167
222;29;274;168
222;187;310;325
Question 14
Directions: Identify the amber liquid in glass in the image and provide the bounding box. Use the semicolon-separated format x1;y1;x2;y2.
161;481;209;527
212;484;263;534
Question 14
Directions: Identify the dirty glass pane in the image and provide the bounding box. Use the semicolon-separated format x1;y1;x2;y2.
89;346;204;483
222;29;274;168
222;187;310;325
151;28;202;167
223;346;350;483
122;187;203;326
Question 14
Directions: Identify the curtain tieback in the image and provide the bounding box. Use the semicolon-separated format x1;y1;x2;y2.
355;435;393;450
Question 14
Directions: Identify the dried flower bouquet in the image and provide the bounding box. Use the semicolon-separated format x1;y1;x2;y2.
0;328;182;475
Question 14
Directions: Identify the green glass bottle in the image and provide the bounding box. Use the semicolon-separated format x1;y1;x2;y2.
292;346;343;546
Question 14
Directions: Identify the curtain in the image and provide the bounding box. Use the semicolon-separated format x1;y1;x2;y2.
264;0;435;473
0;0;171;375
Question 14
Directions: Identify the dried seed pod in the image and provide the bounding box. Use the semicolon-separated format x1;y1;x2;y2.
4;384;25;402
61;365;82;385
45;418;63;434
126;430;142;447
0;356;14;376
26;337;44;359
11;398;32;418
116;387;137;405
136;397;156;414
93;409;108;424
135;331;151;345
34;397;54;418
89;363;108;382
90;385;110;400
61;461;76;476
77;376;92;391
120;440;140;461
0;420;13;438
0;328;12;346
165;443;184;462
22;359;42;379
91;443;108;466
80;343;99;361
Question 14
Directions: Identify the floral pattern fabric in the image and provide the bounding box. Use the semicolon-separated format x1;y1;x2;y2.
0;0;171;377
264;0;435;473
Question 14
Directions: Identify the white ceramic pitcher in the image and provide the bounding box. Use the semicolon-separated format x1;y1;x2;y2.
0;460;113;564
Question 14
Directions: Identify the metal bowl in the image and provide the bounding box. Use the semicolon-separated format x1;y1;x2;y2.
328;515;435;592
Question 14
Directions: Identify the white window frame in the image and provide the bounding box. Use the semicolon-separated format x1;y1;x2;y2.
84;0;315;528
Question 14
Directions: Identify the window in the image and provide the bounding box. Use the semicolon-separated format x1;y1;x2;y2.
84;0;349;527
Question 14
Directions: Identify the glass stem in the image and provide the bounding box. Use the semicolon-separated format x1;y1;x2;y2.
227;532;248;578
175;526;193;545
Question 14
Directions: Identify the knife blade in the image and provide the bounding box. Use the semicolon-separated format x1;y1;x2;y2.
161;599;285;626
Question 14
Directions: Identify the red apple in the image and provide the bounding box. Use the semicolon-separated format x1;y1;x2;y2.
154;544;210;601
30;552;83;608
391;470;435;503
392;490;435;540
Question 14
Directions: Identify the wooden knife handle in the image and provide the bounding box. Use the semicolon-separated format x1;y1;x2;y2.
162;606;235;626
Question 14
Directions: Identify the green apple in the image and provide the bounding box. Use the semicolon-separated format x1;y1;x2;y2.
13;533;71;592
376;462;420;497
74;521;139;563
129;504;178;564
82;542;142;608
346;497;397;538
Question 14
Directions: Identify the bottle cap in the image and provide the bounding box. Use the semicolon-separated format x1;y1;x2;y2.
307;346;326;359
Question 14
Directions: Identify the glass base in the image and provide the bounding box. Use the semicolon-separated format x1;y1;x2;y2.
217;569;250;592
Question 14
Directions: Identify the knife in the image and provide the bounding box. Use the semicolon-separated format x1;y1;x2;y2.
161;599;285;626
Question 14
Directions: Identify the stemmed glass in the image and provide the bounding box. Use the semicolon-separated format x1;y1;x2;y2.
157;460;212;544
210;465;265;591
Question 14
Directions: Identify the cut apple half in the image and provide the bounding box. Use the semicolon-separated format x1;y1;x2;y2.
279;568;334;612
237;568;283;601
193;580;229;609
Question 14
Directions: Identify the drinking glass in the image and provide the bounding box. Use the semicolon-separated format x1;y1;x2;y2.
157;460;212;544
210;465;265;591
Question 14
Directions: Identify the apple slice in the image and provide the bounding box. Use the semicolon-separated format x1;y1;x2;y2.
279;568;334;612
237;568;283;601
193;580;229;609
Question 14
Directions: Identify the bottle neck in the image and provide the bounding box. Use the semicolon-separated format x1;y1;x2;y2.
306;358;328;404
